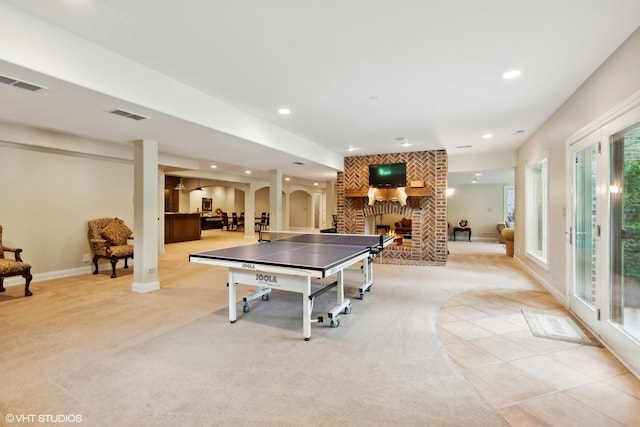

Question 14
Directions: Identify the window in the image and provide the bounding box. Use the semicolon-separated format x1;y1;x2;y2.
526;155;548;265
504;185;515;226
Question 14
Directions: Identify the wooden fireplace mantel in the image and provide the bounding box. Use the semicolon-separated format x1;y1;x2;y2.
344;186;432;208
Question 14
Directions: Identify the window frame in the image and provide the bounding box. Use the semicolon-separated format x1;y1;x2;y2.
525;153;549;268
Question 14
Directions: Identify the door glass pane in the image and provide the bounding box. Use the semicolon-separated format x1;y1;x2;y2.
610;122;640;342
575;145;597;306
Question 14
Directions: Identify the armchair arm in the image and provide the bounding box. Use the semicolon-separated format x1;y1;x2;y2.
90;238;109;251
1;245;24;262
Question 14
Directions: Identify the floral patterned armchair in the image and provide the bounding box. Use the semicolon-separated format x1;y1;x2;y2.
0;225;33;296
88;218;134;278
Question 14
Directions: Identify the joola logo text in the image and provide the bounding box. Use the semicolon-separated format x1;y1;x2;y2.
256;273;277;283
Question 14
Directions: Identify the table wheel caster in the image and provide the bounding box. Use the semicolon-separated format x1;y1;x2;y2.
243;303;250;313
330;318;340;328
262;294;270;301
344;305;352;314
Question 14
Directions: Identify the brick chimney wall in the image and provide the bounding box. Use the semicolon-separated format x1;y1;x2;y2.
336;150;448;265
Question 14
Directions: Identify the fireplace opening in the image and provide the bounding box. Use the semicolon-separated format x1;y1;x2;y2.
366;213;412;247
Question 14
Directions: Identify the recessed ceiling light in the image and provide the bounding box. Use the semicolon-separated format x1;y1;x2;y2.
369;95;380;101
313;182;318;186
245;170;251;174
482;134;493;139
475;173;483;176
278;108;291;115
210;165;217;169
502;70;521;80
285;177;290;181
396;137;412;147
293;161;305;165
456;145;473;149
515;129;525;134
472;179;478;184
347;146;357;152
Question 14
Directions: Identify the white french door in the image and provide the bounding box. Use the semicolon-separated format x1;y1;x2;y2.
568;132;602;331
568;99;640;375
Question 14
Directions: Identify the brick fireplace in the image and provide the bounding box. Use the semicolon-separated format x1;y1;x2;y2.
337;151;448;265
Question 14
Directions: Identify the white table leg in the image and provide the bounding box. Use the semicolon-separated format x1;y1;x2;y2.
303;276;311;340
337;269;344;306
228;270;237;323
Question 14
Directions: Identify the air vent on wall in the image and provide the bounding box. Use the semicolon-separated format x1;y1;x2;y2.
0;74;47;91
110;108;148;121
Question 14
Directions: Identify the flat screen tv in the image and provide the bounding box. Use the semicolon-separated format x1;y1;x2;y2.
368;163;406;188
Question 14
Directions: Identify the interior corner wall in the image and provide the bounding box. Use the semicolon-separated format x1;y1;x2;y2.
0;137;134;281
337;150;448;265
447;184;506;240
515;26;640;297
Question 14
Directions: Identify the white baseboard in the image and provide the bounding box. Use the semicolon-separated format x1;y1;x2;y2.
513;255;567;306
132;280;160;293
2;263;116;288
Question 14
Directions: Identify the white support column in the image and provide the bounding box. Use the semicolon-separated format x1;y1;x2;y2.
244;183;255;238
158;168;165;255
284;191;290;231
132;139;160;293
270;169;283;231
325;180;336;230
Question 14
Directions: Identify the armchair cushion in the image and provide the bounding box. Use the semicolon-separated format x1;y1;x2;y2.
0;259;31;275
101;218;132;246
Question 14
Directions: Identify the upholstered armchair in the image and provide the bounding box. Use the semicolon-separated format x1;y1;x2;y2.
501;228;514;257
88;218;134;278
0;225;33;296
394;218;412;235
497;221;511;243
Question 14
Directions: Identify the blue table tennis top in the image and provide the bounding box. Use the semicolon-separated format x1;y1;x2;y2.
189;233;392;273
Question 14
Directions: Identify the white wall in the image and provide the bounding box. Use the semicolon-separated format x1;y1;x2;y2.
447;184;507;240
186;185;238;214
255;187;270;216
289;190;311;227
515;26;640;298
0;139;133;278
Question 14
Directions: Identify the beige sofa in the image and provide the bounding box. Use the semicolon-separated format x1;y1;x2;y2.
501;228;514;257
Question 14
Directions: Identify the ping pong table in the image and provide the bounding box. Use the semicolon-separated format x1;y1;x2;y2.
189;231;393;340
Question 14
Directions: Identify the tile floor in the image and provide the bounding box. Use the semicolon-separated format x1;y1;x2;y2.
437;274;640;426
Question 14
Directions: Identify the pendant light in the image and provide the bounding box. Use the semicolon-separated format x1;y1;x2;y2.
175;178;185;190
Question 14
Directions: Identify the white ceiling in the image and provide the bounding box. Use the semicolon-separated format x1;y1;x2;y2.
1;1;639;186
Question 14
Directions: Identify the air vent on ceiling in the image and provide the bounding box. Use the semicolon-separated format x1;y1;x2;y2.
0;74;47;91
110;109;148;121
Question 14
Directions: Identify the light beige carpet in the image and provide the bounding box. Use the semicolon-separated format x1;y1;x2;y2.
0;233;528;426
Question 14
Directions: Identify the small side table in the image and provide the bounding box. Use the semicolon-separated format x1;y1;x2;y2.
453;227;472;241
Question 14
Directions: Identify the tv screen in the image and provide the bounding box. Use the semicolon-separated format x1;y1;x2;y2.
369;163;406;188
